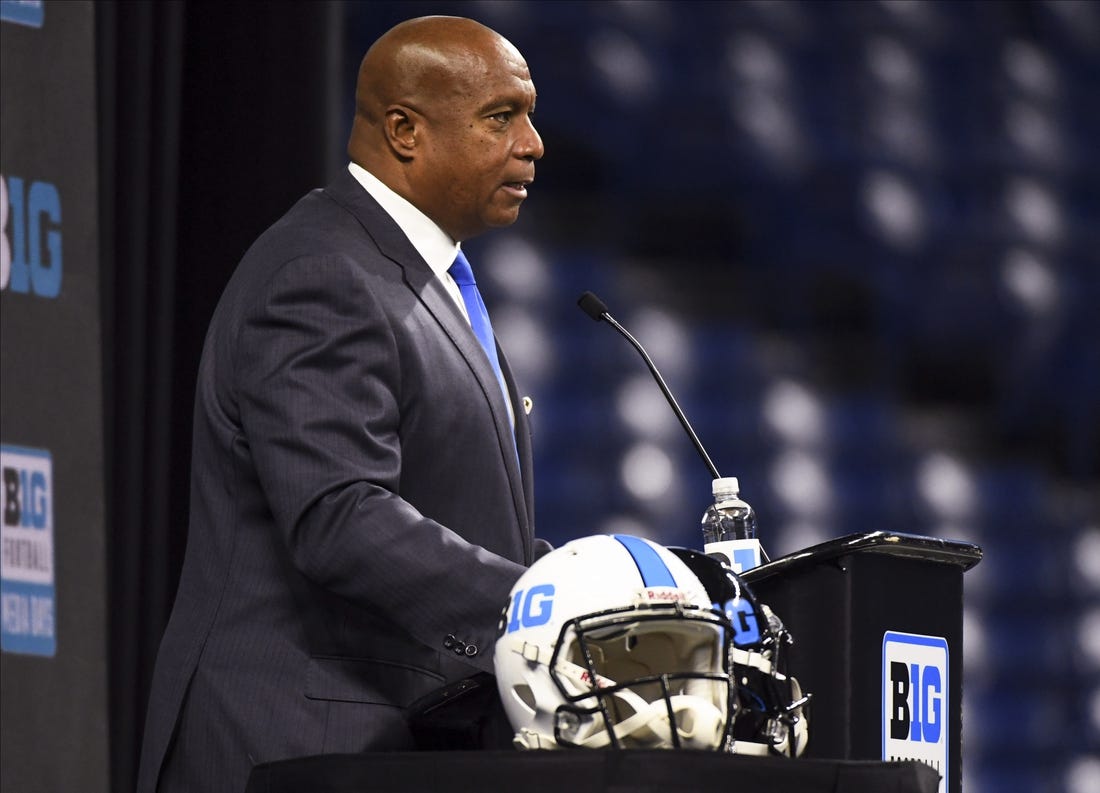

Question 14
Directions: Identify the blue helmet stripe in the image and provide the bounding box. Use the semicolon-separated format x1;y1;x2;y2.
612;535;677;588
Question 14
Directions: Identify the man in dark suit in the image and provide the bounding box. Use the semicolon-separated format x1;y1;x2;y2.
137;16;547;792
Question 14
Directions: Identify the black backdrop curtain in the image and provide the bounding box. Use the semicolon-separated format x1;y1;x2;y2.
96;2;341;789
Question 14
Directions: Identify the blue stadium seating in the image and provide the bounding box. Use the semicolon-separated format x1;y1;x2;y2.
346;4;1099;790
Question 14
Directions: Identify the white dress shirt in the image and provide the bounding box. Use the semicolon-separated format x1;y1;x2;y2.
347;162;514;424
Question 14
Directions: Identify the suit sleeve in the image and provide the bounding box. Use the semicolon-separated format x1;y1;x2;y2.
235;254;525;672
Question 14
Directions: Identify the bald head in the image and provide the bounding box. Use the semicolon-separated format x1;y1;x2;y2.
346;16;544;241
353;17;507;127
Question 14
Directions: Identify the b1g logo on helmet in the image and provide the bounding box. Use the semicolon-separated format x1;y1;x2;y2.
720;596;761;648
505;584;555;634
882;631;948;793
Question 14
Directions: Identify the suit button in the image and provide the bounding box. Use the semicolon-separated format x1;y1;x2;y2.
464;645;478;657
443;634;457;649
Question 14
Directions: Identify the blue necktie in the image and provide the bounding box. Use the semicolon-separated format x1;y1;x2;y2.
449;250;511;416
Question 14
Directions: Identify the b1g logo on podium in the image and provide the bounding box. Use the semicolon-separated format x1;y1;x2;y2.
1;445;57;656
882;631;948;793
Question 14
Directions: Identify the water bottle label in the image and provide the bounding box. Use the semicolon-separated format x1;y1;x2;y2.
703;539;762;573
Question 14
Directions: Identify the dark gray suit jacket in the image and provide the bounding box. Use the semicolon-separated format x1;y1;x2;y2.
137;170;543;792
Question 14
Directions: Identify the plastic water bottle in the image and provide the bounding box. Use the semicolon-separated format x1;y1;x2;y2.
701;477;762;573
701;477;756;543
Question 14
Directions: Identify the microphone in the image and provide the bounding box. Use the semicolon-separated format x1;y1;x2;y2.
577;291;721;481
579;291;768;572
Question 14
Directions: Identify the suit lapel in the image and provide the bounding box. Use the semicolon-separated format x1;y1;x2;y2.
499;350;535;536
323;172;531;546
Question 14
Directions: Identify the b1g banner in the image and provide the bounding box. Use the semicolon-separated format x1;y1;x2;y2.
1;2;109;792
883;631;950;793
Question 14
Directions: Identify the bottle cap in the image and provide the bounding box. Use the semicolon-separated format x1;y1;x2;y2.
711;476;740;499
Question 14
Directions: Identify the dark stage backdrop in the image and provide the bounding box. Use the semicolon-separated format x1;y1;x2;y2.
1;1;109;791
95;1;343;790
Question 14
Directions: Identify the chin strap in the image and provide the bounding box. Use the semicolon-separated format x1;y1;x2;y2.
560;685;726;750
785;676;810;757
513;728;554;750
734;674;810;758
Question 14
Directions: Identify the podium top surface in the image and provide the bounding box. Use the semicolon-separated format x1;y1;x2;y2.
246;750;941;793
744;531;982;585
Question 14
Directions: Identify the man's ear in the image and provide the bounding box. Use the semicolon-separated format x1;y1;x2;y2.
384;106;419;157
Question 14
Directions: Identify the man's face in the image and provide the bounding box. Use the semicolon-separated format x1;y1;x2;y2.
413;40;544;241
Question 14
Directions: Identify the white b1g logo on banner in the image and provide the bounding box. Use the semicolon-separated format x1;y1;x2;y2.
1;445;57;656
882;631;948;793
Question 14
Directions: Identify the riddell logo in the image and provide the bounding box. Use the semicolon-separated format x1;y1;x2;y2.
882;631;948;793
644;588;686;602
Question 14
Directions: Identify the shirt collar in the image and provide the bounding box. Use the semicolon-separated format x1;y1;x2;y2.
348;162;461;278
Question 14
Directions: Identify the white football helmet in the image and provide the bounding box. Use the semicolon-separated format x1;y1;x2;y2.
494;534;736;751
669;547;811;758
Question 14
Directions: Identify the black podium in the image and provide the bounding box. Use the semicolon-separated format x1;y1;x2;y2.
743;531;982;793
246;749;941;793
244;531;978;793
